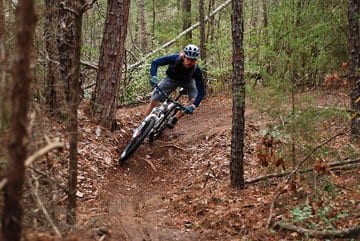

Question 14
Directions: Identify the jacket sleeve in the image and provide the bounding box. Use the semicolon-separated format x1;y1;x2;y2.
150;54;179;77
193;67;205;107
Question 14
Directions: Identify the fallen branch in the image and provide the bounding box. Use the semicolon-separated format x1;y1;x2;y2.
274;222;360;239
141;158;157;172
266;129;351;228
245;156;360;184
158;144;187;151
0;141;64;191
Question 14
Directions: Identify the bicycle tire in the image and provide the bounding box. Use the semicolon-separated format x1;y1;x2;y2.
149;105;178;142
119;117;156;164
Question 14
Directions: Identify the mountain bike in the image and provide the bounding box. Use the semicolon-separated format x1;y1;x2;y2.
119;85;187;164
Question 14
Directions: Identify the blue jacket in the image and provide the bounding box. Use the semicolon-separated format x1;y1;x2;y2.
150;54;205;107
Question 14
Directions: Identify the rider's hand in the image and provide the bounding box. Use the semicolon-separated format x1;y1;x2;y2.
184;104;195;114
150;76;158;87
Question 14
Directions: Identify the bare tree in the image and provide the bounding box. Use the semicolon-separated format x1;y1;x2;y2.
348;0;360;139
91;0;131;129
182;0;192;41
230;0;245;188
0;0;37;240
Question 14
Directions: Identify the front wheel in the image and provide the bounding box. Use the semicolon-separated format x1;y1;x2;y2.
119;117;155;164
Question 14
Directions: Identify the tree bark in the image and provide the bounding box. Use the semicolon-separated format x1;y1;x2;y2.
61;0;86;225
182;0;192;42
348;0;360;139
91;0;131;129
57;0;82;103
0;0;8;130
0;0;37;240
138;0;147;51
230;0;245;188
199;0;207;92
44;0;65;116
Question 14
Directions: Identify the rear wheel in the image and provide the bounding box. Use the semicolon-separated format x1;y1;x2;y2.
119;117;155;164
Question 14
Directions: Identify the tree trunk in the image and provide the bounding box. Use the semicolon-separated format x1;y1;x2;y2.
348;0;360;139
57;0;82;103
151;0;155;47
59;0;85;225
0;0;8;131
206;0;215;43
199;0;207;92
182;0;192;42
230;0;245;189
138;0;147;51
0;0;37;240
91;0;131;129
44;0;65;116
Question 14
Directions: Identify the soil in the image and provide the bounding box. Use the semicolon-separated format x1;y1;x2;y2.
24;90;360;241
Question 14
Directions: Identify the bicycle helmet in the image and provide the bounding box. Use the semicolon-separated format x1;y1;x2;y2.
183;44;200;60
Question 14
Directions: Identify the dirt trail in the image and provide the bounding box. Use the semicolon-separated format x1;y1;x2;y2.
79;95;233;241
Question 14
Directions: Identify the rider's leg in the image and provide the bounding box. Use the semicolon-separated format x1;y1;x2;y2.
144;76;176;117
167;78;198;128
144;99;159;116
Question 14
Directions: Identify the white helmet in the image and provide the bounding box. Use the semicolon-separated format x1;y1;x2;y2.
183;44;200;59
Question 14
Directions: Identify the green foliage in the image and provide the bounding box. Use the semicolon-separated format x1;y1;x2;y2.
82;2;106;60
291;204;313;223
246;0;348;87
119;64;152;105
290;201;349;229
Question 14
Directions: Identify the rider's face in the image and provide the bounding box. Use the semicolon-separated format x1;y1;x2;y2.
183;57;197;68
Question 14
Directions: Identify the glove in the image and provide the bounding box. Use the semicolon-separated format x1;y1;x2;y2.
184;105;195;114
150;76;158;87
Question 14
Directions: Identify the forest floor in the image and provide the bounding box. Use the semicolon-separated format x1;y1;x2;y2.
23;88;360;241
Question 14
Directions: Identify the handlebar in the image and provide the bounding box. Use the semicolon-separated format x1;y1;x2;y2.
153;84;186;111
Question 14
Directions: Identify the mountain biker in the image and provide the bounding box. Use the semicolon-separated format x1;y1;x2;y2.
144;44;205;128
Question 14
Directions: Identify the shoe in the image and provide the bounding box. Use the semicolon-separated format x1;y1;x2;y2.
167;117;177;129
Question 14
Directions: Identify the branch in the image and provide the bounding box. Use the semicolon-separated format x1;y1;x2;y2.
0;142;64;191
245;156;360;184
140;158;157;172
266;129;351;228
29;170;62;238
274;222;360;239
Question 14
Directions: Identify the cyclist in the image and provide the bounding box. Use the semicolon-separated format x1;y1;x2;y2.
144;44;205;128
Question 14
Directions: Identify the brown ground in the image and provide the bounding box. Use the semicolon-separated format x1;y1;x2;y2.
23;90;360;241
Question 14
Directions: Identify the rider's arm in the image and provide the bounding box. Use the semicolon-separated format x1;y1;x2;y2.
192;67;205;107
150;54;179;77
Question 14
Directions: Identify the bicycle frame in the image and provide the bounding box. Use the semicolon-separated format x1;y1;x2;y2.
119;85;186;164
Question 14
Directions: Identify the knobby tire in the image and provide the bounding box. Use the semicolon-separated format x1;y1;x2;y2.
119;117;156;164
